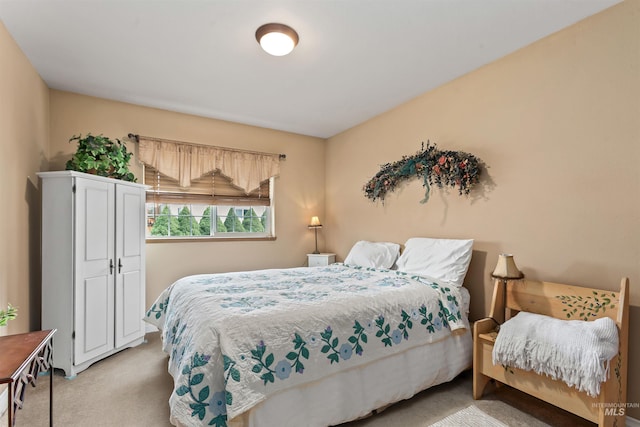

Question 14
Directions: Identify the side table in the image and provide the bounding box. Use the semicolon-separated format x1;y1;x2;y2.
307;253;336;267
0;329;56;426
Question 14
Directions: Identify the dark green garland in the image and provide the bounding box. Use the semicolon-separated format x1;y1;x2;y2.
363;142;481;203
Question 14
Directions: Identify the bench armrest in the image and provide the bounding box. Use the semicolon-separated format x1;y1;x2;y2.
474;317;498;337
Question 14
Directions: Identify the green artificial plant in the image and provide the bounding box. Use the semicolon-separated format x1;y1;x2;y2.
0;303;17;327
65;133;136;182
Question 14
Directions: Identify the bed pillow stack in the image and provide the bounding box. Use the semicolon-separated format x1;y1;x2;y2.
395;237;473;287
344;241;401;269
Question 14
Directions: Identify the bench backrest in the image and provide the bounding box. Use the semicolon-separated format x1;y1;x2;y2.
505;278;628;329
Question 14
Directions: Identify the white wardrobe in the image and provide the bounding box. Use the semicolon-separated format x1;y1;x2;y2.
38;171;146;378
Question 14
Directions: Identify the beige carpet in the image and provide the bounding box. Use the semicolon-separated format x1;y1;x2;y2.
1;332;595;427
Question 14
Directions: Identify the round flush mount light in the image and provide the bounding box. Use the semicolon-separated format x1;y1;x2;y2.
255;23;299;56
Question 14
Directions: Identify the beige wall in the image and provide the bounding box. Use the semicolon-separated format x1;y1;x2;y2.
326;0;640;416
0;22;49;335
48;91;326;306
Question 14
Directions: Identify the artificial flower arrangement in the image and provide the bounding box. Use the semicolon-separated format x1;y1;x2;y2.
363;142;481;203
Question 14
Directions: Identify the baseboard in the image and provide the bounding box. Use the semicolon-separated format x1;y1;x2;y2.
628;416;640;427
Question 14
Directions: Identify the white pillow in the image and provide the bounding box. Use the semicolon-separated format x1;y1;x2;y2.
395;237;473;287
344;241;400;269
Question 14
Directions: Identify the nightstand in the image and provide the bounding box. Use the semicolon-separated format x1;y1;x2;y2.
307;253;336;267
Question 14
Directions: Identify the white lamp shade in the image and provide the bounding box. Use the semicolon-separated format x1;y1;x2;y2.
492;253;523;279
260;32;294;56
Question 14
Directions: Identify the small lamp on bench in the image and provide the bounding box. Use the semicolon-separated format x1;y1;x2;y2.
491;253;524;325
491;253;524;281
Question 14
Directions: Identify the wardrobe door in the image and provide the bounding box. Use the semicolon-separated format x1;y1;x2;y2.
114;183;146;348
74;177;115;365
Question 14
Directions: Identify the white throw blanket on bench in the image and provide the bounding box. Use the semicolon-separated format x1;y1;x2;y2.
492;311;619;397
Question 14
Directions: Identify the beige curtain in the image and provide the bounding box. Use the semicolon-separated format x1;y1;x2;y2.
138;137;280;194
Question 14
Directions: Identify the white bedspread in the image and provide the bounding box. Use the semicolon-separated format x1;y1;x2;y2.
145;264;468;427
492;311;619;397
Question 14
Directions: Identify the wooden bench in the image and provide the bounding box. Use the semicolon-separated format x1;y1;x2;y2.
473;278;629;427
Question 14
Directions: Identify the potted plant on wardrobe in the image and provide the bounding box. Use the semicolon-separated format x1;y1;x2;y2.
65;133;137;182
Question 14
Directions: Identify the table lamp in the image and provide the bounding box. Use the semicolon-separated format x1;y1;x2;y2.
491;253;524;324
308;216;322;254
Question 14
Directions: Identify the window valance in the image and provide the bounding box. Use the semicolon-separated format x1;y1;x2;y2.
136;135;282;194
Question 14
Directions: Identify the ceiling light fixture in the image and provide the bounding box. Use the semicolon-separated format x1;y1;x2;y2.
255;23;299;56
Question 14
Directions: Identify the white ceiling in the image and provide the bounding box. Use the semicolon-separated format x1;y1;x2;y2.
0;0;621;138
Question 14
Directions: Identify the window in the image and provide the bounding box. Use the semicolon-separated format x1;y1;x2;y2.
144;167;274;240
146;203;271;238
136;135;281;241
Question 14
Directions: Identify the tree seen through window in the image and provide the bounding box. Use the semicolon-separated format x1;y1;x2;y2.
147;204;268;238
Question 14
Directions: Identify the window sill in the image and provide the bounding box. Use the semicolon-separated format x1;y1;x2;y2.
146;236;277;243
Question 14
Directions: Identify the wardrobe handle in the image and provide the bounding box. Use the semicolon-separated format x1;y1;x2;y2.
118;258;123;274
109;259;114;275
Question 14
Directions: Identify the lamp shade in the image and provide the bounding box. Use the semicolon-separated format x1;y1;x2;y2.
255;23;299;56
309;216;322;227
491;253;523;279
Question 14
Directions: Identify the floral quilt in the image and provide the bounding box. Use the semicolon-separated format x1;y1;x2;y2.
145;264;468;427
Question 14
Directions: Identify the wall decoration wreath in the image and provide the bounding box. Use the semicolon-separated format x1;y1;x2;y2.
363;142;482;203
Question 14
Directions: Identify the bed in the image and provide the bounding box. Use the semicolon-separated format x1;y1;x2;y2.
145;238;474;427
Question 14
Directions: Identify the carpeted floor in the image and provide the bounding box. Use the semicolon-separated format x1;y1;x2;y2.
1;332;595;427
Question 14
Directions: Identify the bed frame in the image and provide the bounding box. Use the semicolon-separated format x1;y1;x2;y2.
473;277;629;427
